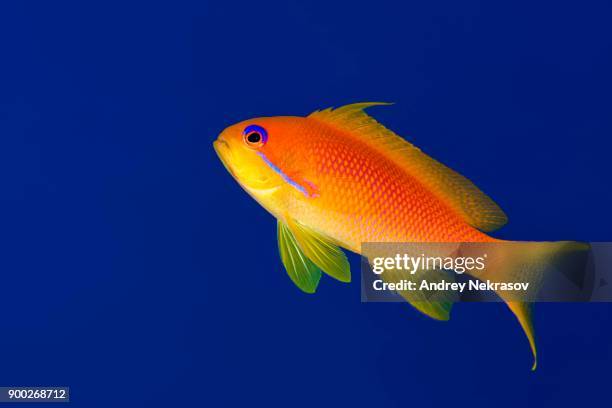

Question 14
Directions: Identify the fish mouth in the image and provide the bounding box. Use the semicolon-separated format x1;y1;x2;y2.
213;137;235;177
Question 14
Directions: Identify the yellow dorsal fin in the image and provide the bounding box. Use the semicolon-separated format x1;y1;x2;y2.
308;102;508;232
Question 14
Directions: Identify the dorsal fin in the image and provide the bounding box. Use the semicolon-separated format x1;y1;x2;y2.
308;103;508;232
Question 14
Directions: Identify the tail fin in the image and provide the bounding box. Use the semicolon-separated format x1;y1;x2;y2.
464;241;590;370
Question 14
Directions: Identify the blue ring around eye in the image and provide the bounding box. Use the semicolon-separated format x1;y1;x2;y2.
243;124;268;144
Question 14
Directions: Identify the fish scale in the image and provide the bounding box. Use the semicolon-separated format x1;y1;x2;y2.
296;123;484;250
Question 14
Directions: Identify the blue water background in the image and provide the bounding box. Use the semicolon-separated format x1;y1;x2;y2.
1;1;611;406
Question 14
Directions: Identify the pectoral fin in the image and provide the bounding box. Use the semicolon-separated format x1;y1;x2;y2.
278;221;322;293
285;218;351;283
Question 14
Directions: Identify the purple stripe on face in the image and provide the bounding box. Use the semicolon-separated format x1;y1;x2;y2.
256;151;315;197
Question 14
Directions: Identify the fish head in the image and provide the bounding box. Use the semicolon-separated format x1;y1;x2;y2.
213;116;312;202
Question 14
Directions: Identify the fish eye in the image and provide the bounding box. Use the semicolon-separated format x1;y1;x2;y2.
247;132;261;143
243;124;268;148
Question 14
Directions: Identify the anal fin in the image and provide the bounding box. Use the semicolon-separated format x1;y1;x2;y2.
383;267;458;321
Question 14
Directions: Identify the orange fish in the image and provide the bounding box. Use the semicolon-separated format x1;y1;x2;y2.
213;102;586;369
